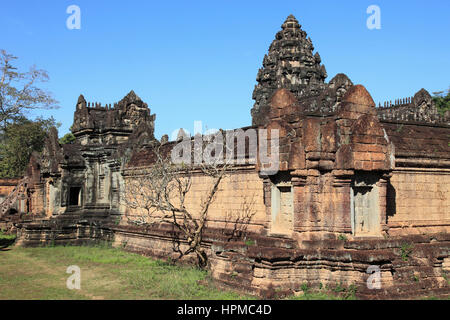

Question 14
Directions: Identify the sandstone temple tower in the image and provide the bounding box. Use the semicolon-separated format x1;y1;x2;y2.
252;15;329;126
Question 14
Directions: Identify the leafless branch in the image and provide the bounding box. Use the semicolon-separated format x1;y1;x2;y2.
121;139;236;268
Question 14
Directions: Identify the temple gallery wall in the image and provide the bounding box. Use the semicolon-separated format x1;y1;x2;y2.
1;15;449;299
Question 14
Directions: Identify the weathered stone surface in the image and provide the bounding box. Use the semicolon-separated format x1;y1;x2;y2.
377;88;449;124
251;15;328;126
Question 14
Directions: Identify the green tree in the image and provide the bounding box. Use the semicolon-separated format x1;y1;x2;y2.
59;133;75;145
0;117;59;178
59;126;76;145
432;87;450;116
0;49;59;129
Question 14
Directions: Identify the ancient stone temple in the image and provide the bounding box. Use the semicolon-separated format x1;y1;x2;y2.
0;91;156;226
251;15;329;126
1;15;449;299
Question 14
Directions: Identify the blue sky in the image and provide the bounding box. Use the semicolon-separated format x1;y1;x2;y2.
1;0;449;138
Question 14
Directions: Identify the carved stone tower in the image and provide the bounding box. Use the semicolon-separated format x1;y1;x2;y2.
251;15;328;126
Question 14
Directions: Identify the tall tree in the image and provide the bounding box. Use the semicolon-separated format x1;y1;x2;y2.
0;49;59;129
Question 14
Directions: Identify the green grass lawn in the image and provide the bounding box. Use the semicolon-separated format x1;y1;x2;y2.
0;240;363;300
0;243;257;300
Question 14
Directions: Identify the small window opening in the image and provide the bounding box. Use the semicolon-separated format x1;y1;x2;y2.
69;187;81;206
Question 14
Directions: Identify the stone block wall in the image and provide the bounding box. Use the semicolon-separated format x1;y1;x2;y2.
29;183;45;216
189;171;267;232
387;169;450;235
0;178;19;202
209;233;450;299
123;168;267;234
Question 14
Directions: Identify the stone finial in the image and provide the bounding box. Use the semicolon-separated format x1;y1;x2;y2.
77;94;86;104
314;52;322;64
328;73;354;103
161;134;169;144
176;129;190;142
76;94;87;110
281;14;301;30
320;65;328;79
329;74;353;89
126;90;137;99
116;90;146;110
120;90;141;104
413;88;432;107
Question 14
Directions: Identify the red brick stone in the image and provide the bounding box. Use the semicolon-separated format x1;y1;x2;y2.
319;160;334;171
306;160;319;169
372;161;386;170
370;152;387;161
367;144;385;153
354;152;370;161
335;145;353;169
279;161;288;171
342;85;375;107
265;120;287;139
307;169;320;176
270;88;298;109
352;135;376;144
362;161;372;171
354;161;364;170
303;119;321;152
289;143;306;170
321;121;337;153
352;114;384;137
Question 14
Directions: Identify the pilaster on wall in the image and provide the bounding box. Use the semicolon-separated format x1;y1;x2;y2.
289;169;354;238
331;170;354;234
291;172;307;234
377;173;391;234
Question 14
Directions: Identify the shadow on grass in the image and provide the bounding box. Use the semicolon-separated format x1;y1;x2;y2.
0;238;16;250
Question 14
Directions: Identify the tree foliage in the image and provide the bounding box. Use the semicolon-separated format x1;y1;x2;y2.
0;117;59;178
59;126;76;145
0;49;59;129
432;87;450;116
59;133;76;145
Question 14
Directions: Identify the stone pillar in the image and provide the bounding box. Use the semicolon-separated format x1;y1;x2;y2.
85;160;96;204
292;171;307;233
261;179;272;236
377;173;392;234
332;170;354;234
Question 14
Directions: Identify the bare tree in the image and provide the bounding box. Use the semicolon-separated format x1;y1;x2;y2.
0;50;59;129
122;140;235;268
223;195;257;242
